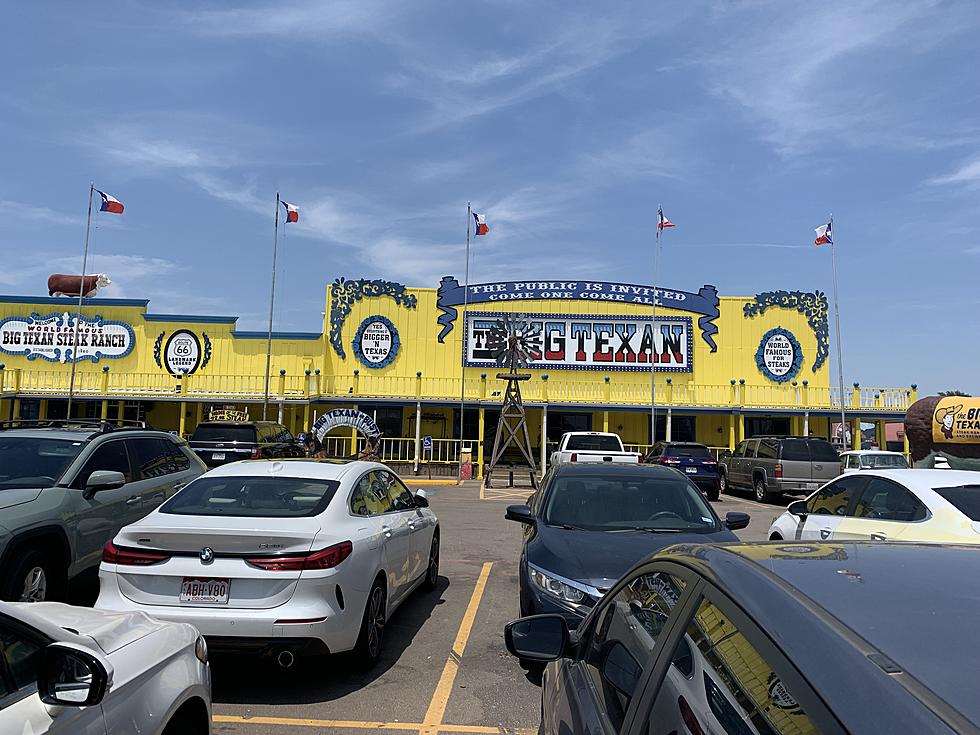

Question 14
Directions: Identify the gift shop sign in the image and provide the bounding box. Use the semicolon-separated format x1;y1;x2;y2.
0;312;135;363
465;312;693;372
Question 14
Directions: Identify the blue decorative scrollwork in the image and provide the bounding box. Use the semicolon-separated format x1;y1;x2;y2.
755;327;803;383
352;315;400;369
201;333;213;369
153;332;165;368
743;291;829;372
329;278;417;358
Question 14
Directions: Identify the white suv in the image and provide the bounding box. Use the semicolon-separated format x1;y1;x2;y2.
0;600;210;733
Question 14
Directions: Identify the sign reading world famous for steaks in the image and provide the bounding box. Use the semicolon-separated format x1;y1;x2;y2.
465;312;693;372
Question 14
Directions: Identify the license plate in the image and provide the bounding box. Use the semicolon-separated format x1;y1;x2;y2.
179;578;230;604
685;467;698;474
212;452;225;461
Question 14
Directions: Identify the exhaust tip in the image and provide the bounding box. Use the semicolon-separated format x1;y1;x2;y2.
276;649;296;669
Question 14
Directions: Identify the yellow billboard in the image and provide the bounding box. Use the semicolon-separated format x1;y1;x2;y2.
933;397;980;444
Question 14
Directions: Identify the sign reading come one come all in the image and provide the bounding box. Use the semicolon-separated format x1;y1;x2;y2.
0;312;134;363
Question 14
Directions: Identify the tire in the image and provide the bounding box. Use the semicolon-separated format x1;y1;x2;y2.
706;483;720;502
2;549;59;602
421;532;440;592
754;477;775;504
769;533;783;541
718;471;728;495
353;579;386;669
162;708;208;735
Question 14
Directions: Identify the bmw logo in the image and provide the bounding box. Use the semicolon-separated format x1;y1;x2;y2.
200;547;214;564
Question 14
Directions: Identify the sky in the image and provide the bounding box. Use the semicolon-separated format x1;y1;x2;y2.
1;1;979;394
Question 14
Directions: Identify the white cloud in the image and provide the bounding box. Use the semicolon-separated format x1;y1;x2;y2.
185;0;397;39
0;200;81;227
0;252;182;300
928;156;980;186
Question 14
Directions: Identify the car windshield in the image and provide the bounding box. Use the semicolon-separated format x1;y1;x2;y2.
565;435;622;451
933;485;980;521
0;437;84;489
160;475;339;517
861;454;908;469
543;474;718;531
664;444;711;459
190;424;257;443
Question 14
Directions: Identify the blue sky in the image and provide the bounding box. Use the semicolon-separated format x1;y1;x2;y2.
2;1;978;394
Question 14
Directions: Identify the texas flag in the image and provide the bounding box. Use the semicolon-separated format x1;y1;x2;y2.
96;190;124;214
282;201;299;223
814;221;832;246
657;206;674;232
473;212;489;235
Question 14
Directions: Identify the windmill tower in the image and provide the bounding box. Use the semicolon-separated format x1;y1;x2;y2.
484;315;542;489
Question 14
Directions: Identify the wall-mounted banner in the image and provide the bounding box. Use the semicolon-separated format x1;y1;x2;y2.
465;312;693;372
209;408;249;422
755;327;802;383
437;276;719;351
312;408;382;441
933;397;980;444
153;330;213;374
352;315;400;369
0;312;135;363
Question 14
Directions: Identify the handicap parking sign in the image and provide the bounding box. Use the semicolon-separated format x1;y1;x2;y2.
422;435;433;451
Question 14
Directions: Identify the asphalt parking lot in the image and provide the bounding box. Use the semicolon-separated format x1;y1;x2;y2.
208;480;781;735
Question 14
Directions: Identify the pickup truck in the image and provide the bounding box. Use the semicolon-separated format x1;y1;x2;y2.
549;432;642;466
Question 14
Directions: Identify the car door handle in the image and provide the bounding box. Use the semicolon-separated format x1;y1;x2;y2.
172;483;186;492
126;496;140;505
814;464;823;470
871;532;887;541
381;525;392;539
819;528;831;539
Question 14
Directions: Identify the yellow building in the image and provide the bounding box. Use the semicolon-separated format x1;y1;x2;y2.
0;276;914;477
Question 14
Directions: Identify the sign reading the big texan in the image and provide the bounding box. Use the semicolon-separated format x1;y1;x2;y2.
436;276;720;351
465;312;693;372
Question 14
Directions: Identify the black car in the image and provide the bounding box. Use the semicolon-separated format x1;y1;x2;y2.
506;542;980;735
504;464;748;631
645;442;721;500
188;420;304;468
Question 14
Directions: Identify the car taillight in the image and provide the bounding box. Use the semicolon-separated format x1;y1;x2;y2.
678;695;705;735
774;462;783;478
703;459;717;465
662;458;680;465
570;453;577;462
250;447;262;459
102;541;170;566
246;541;353;571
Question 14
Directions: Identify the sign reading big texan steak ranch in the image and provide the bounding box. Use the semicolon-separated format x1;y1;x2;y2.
933;397;980;444
465;312;693;372
0;312;135;363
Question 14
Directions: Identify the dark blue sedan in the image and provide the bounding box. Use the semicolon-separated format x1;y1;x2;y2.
645;442;721;500
506;542;980;735
505;464;748;636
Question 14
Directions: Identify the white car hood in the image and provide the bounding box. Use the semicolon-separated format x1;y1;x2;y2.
15;602;168;655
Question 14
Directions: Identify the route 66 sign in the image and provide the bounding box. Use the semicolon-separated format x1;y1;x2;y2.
164;330;201;374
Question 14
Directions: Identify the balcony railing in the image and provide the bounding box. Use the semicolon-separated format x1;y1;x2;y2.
0;367;915;413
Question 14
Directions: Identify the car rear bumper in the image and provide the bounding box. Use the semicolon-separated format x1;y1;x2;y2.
775;480;821;494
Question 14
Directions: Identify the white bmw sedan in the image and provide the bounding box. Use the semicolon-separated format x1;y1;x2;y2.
96;459;440;668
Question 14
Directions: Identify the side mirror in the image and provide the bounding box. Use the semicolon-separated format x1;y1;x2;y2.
504;614;569;662
724;511;750;531
38;643;110;707
505;504;535;525
722;450;732;458
414;492;429;508
787;500;809;518
85;470;126;493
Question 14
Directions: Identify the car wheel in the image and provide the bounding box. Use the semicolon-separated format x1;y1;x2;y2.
769;533;783;541
754;477;770;503
706;483;720;502
3;549;57;602
162;708;208;735
421;532;440;592
353;579;386;669
718;471;728;495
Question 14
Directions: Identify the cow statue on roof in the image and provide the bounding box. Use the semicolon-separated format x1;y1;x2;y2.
47;273;111;297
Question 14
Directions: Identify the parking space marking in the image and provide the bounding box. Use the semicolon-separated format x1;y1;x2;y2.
213;715;534;734
479;485;534;501
422;562;493;734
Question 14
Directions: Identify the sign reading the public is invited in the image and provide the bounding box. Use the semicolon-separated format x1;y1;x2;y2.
0;312;135;364
464;312;692;372
933;397;980;444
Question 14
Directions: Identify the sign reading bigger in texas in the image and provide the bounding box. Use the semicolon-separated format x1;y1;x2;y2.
465;312;692;372
0;312;135;363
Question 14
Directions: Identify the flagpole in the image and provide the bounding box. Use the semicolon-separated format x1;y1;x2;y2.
828;213;847;445
457;202;471;481
263;193;281;421
66;184;95;419
650;205;662;448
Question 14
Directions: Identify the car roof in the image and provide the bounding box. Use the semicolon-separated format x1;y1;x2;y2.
552;463;678;479
657;541;980;729
199;458;381;481
852;468;980;490
840;449;905;456
0;427;177;441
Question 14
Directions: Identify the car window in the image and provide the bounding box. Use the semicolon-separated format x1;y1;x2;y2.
756;439;778;460
847;455;860;469
861;454;908;469
805;475;866;516
853;478;927;522
746;440;760;458
780;439;810;462
131;438;177;479
933;485;980;521
160;475;339;517
0;437;84;489
0;626;42;694
647;597;821;735
664;445;711;459
167;442;192;472
808;440;840;463
733;441;748;458
74;440;133;488
349;471;396;516
382;471;416;511
565;435;622;451
587;571;687;732
190;424;257;443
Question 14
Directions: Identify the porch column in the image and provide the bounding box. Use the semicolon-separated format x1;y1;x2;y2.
351;403;359;456
178;401;187;437
728;413;735;451
540;405;548;477
413;401;421;473
602;411;609;432
851;417;861;450
12;398;21;422
665;408;672;442
477;407;486;480
737;412;745;444
303;402;311;433
195;402;204;433
38;399;48;420
116;400;125;426
876;419;887;450
100;398;109;420
803;410;809;436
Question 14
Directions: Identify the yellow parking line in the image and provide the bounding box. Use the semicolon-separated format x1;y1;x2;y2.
421;562;493;734
213;715;417;730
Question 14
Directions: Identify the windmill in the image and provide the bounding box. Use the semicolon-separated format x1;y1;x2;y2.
484;315;542;488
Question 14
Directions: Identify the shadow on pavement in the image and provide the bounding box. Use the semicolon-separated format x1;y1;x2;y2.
211;575;450;705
